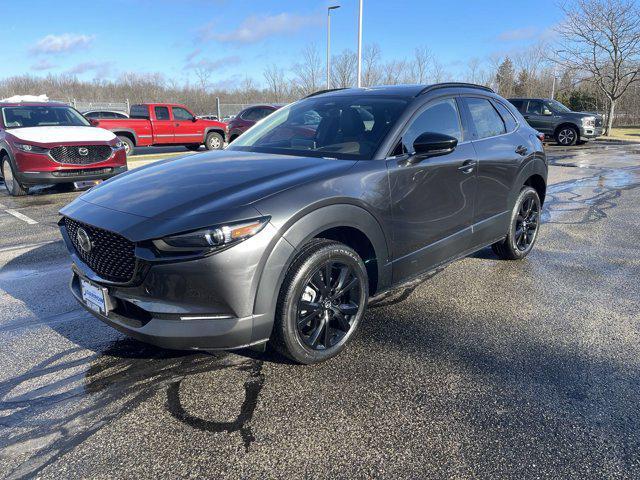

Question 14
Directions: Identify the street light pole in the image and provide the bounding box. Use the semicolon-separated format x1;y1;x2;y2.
327;5;340;90
357;0;363;87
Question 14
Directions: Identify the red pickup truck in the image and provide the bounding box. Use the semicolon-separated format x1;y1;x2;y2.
93;103;226;155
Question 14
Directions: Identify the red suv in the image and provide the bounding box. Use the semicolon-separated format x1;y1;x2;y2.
0;102;127;196
226;104;281;142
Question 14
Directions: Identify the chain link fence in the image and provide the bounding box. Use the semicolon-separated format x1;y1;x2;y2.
51;99;271;121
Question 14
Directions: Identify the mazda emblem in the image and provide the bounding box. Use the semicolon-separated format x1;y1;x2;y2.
76;228;92;253
78;147;89;156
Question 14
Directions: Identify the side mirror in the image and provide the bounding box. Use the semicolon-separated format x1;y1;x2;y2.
192;116;198;122
88;118;99;126
410;132;458;162
543;108;553;116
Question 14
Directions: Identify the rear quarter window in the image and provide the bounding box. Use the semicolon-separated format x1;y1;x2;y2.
492;101;518;133
130;105;149;119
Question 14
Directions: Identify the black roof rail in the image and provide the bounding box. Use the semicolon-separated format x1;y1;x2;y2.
304;88;348;98
416;82;494;97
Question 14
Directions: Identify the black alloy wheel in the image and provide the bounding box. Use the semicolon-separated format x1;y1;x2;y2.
296;260;361;350
492;186;541;260
272;239;369;364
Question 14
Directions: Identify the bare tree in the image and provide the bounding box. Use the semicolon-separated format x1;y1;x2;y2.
556;0;640;133
466;58;481;83
292;44;323;96
410;46;432;83
263;64;287;102
362;44;383;87
331;50;357;88
430;59;448;83
193;65;212;91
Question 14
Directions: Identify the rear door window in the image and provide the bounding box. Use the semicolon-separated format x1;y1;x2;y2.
526;100;544;115
130;105;149;119
154;106;170;120
465;97;506;139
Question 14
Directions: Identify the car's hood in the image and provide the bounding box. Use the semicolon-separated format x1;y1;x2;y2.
74;150;356;220
7;126;116;144
567;111;603;120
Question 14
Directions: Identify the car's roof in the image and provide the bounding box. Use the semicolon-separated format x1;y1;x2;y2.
83;109;128;113
307;83;494;99
0;101;68;107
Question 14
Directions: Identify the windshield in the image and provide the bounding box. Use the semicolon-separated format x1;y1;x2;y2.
227;96;408;160
1;105;90;129
546;100;571;113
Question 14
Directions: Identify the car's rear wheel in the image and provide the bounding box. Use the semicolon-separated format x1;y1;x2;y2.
556;126;578;146
1;156;28;196
271;239;369;364
117;136;134;156
205;132;224;150
185;144;201;151
492;186;541;260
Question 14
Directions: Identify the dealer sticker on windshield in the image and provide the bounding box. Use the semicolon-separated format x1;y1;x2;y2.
80;278;108;314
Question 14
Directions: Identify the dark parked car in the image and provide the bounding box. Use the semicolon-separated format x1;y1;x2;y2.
508;98;603;146
226;104;281;142
59;83;547;364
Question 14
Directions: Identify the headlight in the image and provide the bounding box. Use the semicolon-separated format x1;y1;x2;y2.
582;117;595;127
112;140;125;149
153;217;269;253
15;143;49;154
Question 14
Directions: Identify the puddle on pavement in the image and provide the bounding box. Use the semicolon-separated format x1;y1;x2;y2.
0;339;267;478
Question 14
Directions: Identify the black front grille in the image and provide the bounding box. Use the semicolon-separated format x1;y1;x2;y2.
50;145;113;165
64;217;136;283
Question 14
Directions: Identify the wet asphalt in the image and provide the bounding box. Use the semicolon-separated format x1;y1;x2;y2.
0;142;639;479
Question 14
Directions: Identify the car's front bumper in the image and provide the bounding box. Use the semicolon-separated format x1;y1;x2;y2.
59;214;281;351
19;166;128;185
580;126;604;139
69;268;260;350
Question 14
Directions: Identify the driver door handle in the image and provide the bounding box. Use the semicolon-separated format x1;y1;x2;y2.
458;159;475;174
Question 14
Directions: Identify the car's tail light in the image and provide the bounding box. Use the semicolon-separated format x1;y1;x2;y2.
536;133;545;142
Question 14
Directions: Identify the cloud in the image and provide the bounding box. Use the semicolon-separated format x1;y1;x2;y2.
30;33;94;55
31;59;57;71
185;48;202;63
496;27;538;42
65;61;113;77
186;55;241;71
203;13;321;44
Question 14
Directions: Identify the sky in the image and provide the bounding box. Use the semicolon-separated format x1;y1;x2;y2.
0;0;565;88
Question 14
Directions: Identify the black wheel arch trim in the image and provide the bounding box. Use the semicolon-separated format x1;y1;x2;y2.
111;129;139;145
0;140;19;180
509;156;548;209
250;203;391;343
204;127;226;142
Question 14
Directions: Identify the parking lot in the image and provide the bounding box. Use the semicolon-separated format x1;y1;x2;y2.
0;142;639;479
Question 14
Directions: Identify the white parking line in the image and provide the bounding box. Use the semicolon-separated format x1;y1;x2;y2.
4;209;38;225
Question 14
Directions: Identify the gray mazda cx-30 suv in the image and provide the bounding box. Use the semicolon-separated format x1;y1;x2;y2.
59;83;547;364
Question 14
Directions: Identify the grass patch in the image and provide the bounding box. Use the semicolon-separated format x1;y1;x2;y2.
609;127;640;139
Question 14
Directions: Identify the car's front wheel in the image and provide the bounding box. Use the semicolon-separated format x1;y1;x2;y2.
492;186;541;260
1;156;28;196
271;239;369;364
205;132;224;150
117;136;134;156
556;126;578;146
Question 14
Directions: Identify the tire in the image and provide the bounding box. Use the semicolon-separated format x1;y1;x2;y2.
205;132;224;150
271;239;369;364
1;156;28;196
555;126;578;146
117;135;134;156
492;186;541;260
229;134;239;143
185;144;201;151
